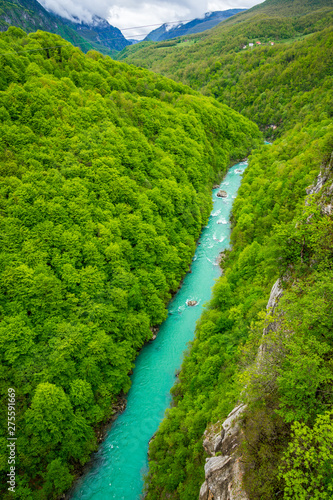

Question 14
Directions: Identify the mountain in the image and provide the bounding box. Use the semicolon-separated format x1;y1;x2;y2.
0;0;60;33
49;13;130;52
0;0;130;53
144;10;245;42
117;0;333;74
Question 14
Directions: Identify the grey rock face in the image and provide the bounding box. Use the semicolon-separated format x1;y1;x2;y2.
262;278;284;337
306;152;332;196
217;190;227;198
199;480;210;500
266;278;283;313
199;405;248;500
306;151;333;214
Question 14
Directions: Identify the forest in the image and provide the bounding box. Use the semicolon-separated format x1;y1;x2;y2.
0;26;261;499
118;0;333;142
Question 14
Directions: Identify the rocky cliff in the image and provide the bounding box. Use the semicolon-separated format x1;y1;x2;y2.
198;277;283;500
199;404;248;500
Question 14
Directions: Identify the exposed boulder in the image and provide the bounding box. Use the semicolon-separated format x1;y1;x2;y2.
217;190;227;198
258;277;286;362
306;151;333;196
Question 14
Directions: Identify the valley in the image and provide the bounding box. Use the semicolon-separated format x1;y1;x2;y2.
0;0;332;498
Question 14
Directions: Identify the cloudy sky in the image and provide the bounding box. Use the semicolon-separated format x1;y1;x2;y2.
38;0;263;39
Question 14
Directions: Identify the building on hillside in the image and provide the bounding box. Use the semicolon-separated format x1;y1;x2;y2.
256;41;261;45
243;45;247;49
249;42;254;47
270;41;275;45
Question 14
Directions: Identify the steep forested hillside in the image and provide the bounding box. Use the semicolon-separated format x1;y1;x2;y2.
136;2;333;499
53;14;130;53
0;27;261;499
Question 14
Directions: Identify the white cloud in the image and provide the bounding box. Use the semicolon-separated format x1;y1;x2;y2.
207;0;262;11
38;0;98;23
37;0;263;38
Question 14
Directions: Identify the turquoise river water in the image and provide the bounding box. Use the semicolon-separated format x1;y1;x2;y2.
70;160;247;500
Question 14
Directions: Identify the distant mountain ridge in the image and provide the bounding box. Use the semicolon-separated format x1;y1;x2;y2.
144;10;245;42
0;0;130;53
50;12;130;52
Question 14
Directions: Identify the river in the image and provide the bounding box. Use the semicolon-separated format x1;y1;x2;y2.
70;160;247;500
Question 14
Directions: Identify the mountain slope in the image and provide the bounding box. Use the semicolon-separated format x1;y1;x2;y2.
145;10;245;42
49;12;130;52
0;0;60;33
0;0;129;53
248;0;333;16
117;0;333;97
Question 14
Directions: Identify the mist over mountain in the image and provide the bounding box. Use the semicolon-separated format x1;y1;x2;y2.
144;9;245;42
49;11;131;52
